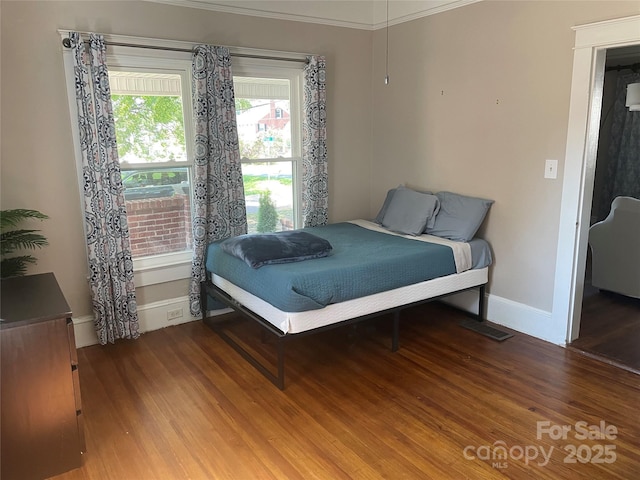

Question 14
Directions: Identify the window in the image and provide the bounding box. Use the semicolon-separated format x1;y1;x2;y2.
232;62;304;234
109;69;193;260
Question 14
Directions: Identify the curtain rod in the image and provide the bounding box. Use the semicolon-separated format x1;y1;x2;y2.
61;37;309;64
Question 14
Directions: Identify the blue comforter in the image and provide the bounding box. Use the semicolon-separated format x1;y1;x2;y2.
205;222;456;312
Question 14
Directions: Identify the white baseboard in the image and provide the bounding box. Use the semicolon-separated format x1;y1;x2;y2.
442;290;563;345
72;315;100;349
72;296;231;349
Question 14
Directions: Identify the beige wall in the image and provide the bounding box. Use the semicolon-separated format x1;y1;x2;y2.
0;1;373;316
371;1;640;313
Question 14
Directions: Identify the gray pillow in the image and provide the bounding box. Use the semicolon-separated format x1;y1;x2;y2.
374;185;434;225
381;188;440;236
374;186;400;224
426;191;494;241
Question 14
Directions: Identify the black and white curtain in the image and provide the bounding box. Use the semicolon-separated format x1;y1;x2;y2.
189;45;247;317
302;55;329;227
70;32;140;344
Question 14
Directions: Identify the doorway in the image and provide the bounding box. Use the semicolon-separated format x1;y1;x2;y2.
568;46;640;372
552;15;640;349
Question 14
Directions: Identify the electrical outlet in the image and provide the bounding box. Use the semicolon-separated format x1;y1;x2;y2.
167;308;183;321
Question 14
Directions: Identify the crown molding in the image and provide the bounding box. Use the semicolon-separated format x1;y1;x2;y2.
143;0;482;31
372;0;482;29
145;0;375;30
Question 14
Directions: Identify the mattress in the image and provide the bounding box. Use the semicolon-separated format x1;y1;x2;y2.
212;267;488;334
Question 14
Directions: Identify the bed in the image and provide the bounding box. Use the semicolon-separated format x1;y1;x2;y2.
201;188;494;389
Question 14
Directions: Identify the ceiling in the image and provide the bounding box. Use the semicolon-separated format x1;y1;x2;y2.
147;0;482;30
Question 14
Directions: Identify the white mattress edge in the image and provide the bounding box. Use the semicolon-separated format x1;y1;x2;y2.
212;267;488;334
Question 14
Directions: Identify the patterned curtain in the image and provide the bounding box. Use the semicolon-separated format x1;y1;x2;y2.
189;45;247;317
600;73;640;217
594;73;640;220
302;56;329;227
70;32;140;344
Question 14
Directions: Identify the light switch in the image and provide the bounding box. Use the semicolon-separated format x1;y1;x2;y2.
544;159;558;179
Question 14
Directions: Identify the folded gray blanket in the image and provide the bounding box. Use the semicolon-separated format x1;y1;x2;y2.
220;230;333;268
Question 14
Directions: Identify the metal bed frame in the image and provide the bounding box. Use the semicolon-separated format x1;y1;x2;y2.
201;279;486;390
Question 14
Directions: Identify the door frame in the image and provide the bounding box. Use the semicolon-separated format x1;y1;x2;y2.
553;15;640;343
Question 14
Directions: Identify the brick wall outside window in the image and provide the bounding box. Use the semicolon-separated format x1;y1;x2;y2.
126;194;192;258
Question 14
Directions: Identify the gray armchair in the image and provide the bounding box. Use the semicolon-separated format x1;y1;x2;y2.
588;196;640;299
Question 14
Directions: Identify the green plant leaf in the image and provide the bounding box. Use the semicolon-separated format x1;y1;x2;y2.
0;209;49;230
1;255;37;278
0;230;48;256
0;209;48;277
111;94;186;162
257;190;278;233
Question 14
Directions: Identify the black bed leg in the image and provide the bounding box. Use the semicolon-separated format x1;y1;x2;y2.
391;311;400;352
477;284;486;322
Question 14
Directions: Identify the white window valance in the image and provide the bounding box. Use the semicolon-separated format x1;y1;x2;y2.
109;72;182;96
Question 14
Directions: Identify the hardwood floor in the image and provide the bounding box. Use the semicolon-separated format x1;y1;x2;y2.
569;273;640;373
570;289;640;373
52;303;640;480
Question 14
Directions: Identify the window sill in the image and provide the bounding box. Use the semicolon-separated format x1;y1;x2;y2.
133;251;192;287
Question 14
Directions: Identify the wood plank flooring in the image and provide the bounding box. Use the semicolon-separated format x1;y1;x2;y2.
570;288;640;373
52;303;640;480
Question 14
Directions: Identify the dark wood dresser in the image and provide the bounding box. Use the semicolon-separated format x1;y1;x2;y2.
1;272;85;480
